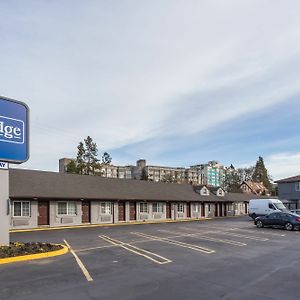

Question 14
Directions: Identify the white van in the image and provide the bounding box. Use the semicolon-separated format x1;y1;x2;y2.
249;199;288;219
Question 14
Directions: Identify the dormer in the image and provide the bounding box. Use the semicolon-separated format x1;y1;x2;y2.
194;185;210;196
208;186;225;197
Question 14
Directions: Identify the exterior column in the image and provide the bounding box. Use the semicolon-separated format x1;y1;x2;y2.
0;169;10;245
113;201;118;223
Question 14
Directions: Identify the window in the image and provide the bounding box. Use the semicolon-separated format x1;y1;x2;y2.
140;203;149;213
13;201;30;217
100;202;112;214
153;202;164;213
295;182;300;192
268;203;275;210
192;203;199;212
177;203;184;213
57;202;77;215
208;204;212;212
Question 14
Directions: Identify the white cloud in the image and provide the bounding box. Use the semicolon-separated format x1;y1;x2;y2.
1;1;300;170
265;152;300;181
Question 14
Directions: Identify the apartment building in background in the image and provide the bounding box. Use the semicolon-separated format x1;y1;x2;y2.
59;158;226;186
190;161;226;187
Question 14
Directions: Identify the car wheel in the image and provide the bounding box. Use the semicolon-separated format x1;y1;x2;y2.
256;220;263;228
285;222;294;231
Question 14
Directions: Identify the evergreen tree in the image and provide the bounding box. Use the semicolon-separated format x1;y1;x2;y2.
252;156;272;190
102;152;112;165
66;160;78;174
84;136;99;175
76;142;86;174
140;168;148;180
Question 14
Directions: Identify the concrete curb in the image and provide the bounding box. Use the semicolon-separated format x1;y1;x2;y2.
10;218;213;233
0;244;69;265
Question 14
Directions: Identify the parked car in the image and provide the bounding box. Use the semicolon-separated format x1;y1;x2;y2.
290;209;300;215
249;199;288;220
254;212;300;231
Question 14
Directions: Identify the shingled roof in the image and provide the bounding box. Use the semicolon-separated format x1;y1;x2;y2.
275;175;300;184
9;169;205;202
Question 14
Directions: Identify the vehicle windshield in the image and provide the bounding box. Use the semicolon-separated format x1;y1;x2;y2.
273;203;288;211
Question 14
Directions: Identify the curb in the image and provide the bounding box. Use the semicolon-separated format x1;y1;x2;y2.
10;218;212;233
0;244;69;265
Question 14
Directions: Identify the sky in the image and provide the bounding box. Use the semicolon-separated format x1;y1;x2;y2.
1;0;300;180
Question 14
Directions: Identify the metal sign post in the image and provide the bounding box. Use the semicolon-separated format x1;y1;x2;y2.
0;96;29;246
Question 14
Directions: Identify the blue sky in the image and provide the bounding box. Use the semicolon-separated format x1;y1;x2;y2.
1;1;300;180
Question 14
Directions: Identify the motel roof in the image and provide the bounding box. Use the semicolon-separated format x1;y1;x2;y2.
9;169;261;203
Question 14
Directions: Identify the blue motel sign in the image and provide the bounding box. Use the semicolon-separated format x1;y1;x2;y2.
0;96;29;164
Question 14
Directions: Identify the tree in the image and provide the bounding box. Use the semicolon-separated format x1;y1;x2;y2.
223;165;254;192
84;136;99;175
252;156;272;191
102;152;112;165
76;142;86;174
162;173;176;183
66;160;78;174
140;168;148;181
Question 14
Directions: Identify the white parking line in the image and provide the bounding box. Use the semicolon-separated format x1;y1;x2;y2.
158;229;247;246
179;226;269;241
99;235;172;265
229;227;286;237
131;232;215;254
64;240;93;282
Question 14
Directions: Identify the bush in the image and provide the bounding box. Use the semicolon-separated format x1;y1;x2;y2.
0;242;63;258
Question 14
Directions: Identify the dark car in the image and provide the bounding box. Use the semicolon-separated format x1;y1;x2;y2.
254;212;300;231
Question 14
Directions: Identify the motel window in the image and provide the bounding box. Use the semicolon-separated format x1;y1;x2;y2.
177;203;184;213
153;202;164;213
140;203;149;213
100;202;112;214
13;201;30;217
208;204;211;212
57;202;77;216
192;203;199;212
295;182;300;192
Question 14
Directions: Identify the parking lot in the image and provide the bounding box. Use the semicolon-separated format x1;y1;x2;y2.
1;216;300;300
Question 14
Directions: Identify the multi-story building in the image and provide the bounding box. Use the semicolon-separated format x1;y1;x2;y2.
59;158;133;179
59;158;226;186
190;161;226;187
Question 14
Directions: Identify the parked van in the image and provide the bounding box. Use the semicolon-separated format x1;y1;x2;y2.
249;199;288;219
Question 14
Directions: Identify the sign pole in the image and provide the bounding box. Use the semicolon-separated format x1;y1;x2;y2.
0;168;10;246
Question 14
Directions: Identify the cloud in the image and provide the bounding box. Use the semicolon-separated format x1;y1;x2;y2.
265;152;300;181
1;1;300;171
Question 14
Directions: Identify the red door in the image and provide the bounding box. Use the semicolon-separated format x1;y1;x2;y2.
215;203;218;217
187;203;191;218
38;201;49;226
129;202;136;221
224;203;227;216
118;201;126;221
82;201;91;223
166;202;171;219
219;203;223;217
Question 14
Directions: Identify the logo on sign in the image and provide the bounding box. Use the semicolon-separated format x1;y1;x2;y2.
0;116;24;144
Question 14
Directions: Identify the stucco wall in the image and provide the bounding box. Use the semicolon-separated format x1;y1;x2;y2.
10;200;38;229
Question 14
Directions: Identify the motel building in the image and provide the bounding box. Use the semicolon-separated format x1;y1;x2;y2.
9;169;259;230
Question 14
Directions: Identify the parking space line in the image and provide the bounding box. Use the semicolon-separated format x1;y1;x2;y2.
229;228;286;237
131;232;215;254
209;231;269;241
158;229;247;246
99;235;172;265
179;226;269;241
64;240;93;282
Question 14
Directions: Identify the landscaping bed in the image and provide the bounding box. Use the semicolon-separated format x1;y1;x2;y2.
0;242;63;258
